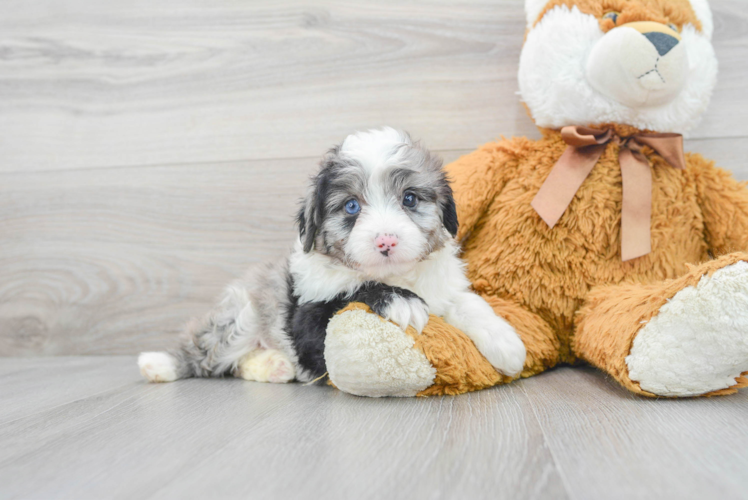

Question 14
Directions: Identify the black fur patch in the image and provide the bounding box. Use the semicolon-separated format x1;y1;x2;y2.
440;182;459;237
342;213;358;231
296;206;310;248
284;277;425;379
284;275;346;378
353;281;425;317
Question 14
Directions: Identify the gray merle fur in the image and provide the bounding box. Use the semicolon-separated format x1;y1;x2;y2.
155;128;458;384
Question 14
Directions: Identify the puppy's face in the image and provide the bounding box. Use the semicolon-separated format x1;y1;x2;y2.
297;128;457;279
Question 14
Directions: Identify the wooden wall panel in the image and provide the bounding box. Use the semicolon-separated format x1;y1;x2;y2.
2;1;748;355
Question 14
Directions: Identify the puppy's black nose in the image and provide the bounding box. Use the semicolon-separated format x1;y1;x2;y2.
643;31;679;56
380;249;390;257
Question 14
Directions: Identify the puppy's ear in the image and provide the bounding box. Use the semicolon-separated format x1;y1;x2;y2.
441;183;459;237
297;191;319;254
422;151;459;237
297;168;331;253
296;204;316;253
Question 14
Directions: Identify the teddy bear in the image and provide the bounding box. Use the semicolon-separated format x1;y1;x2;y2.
322;0;748;398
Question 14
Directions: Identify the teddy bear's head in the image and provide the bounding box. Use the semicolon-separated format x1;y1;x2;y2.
519;0;716;134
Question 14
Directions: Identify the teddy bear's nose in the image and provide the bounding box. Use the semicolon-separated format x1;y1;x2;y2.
642;31;679;56
584;20;687;108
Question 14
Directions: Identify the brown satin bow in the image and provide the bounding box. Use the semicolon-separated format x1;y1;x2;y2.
531;126;686;261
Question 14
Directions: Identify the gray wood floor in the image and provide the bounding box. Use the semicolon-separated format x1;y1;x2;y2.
2;357;748;500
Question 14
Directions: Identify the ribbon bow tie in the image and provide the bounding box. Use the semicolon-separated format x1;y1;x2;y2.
530;126;686;261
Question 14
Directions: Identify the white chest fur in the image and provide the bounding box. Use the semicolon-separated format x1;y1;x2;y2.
289;240;471;315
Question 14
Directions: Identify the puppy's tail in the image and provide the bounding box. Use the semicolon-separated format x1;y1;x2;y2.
138;350;190;383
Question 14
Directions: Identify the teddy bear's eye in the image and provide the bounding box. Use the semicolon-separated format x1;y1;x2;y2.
667;22;679;32
603;11;619;24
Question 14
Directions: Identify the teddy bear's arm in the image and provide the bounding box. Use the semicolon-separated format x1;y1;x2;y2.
444;145;516;242
691;153;748;255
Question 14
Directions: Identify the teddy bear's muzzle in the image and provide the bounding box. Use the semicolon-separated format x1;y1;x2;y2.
585;21;688;108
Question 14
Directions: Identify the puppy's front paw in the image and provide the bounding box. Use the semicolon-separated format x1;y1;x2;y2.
381;295;429;334
473;319;526;377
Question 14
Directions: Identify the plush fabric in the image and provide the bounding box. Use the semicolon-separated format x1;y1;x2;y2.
323;0;748;398
441;133;748;397
519;2;716;133
575;253;748;396
531;0;703;30
328;303;511;396
325;304;436;397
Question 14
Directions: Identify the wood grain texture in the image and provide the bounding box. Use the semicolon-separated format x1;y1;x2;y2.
0;0;534;172
521;367;748;500
0;1;747;172
2;0;748;356
0;356;138;424
0;148;473;355
3;140;748;356
0;357;566;500
2;358;747;499
0;158;303;355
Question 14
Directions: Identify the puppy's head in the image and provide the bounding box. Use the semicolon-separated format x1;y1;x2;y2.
297;127;457;278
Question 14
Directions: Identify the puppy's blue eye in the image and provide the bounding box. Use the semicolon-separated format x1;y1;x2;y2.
403;192;417;208
344;199;360;215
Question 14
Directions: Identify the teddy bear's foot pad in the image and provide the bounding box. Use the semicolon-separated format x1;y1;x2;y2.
626;261;748;396
325;309;436;397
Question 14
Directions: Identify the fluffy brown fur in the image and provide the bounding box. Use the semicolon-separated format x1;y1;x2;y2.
446;130;748;394
327;127;748;398
324;0;748;398
332;302;513;396
534;0;702;32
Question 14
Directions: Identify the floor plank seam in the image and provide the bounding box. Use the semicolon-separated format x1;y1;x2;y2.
519;382;575;500
0;379;141;427
0;149;478;177
142;384;306;499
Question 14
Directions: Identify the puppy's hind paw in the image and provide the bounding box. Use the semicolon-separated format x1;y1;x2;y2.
238;349;296;383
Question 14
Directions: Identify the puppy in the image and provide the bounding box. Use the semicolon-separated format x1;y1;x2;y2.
138;128;526;384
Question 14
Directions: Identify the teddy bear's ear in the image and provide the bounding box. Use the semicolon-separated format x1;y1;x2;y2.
688;0;713;40
525;0;549;28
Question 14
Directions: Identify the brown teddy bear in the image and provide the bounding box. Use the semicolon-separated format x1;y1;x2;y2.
324;0;748;398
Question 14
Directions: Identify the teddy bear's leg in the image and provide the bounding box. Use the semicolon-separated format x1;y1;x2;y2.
482;296;561;378
574;252;748;397
690;155;748;257
324;303;438;397
325;298;561;397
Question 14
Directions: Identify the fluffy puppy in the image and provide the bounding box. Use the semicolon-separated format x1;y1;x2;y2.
138;128;526;384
